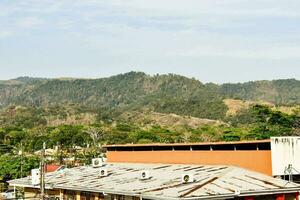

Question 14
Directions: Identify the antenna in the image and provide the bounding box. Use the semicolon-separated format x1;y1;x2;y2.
284;164;295;183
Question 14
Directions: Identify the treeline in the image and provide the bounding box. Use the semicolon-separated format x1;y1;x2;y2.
0;104;299;151
0;104;299;184
221;79;300;105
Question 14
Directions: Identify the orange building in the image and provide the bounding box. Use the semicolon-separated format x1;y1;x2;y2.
104;140;273;175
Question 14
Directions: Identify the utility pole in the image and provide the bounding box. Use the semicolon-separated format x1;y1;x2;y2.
19;143;23;178
40;142;46;200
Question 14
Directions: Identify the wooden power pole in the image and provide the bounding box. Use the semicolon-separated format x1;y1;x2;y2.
20;143;23;178
40;142;46;200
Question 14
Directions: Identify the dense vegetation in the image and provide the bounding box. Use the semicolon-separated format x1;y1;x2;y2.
221;79;300;105
0;104;299;151
0;72;300;189
1;72;300;120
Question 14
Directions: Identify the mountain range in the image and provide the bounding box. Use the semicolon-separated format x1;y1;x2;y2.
0;72;299;120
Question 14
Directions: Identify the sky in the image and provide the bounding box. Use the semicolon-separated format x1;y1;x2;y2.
0;0;300;83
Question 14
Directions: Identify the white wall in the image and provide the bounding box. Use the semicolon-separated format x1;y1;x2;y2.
271;137;300;176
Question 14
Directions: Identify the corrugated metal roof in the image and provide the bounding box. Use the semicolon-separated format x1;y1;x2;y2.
103;139;271;148
9;163;299;200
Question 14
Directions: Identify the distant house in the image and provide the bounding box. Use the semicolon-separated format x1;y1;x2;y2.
45;164;65;173
8;163;300;200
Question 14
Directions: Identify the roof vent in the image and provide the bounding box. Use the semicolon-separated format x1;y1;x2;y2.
181;174;194;184
234;189;241;195
92;158;103;168
100;168;108;177
140;170;150;180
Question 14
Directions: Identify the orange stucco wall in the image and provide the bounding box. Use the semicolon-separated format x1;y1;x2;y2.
107;150;272;175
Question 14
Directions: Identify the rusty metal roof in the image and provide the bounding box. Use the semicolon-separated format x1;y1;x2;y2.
103;139;271;148
9;163;299;200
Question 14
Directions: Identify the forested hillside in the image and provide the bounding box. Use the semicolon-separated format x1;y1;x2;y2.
1;72;300;120
0;72;300;182
221;79;300;105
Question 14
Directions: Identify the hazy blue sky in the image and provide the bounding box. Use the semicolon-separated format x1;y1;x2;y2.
1;0;300;83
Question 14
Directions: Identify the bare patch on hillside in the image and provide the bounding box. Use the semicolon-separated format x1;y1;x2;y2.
223;99;252;116
46;113;97;126
224;98;299;116
120;111;225;129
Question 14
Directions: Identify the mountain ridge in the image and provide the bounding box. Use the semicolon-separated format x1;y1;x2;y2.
0;72;300;120
1;72;298;84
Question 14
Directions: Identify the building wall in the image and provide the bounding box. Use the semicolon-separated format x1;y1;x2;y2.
271;137;300;176
106;150;273;175
20;187;300;200
235;193;299;200
24;188;61;199
24;188;40;199
23;188;140;200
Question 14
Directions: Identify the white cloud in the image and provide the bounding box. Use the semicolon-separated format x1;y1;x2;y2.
168;45;300;60
57;20;76;30
1;0;300;83
87;0;300;18
16;17;44;28
0;31;12;39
